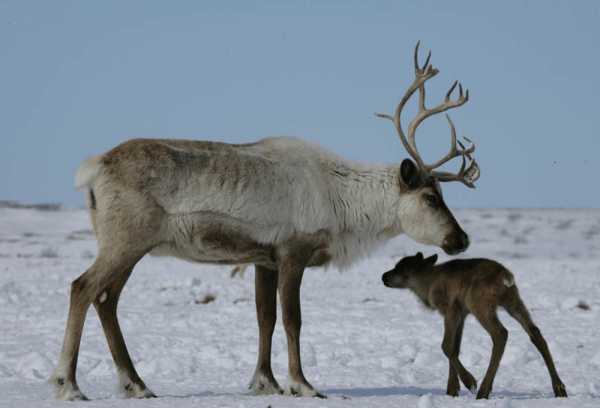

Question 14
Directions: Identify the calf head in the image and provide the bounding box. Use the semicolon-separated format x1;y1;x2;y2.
382;252;438;289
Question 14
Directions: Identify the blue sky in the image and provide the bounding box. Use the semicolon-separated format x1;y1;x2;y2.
1;1;599;208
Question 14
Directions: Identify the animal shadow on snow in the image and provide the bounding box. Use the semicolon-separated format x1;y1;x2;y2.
120;386;545;400
323;386;541;400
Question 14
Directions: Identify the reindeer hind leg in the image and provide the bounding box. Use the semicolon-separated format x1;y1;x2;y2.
50;268;94;401
472;309;507;399
503;294;567;397
93;263;156;398
50;253;128;400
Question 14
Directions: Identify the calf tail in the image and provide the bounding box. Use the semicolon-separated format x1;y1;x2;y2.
502;274;515;287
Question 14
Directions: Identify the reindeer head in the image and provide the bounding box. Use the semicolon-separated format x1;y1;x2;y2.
377;42;480;255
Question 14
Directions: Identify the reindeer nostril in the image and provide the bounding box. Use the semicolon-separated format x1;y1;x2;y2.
442;231;469;255
461;233;470;250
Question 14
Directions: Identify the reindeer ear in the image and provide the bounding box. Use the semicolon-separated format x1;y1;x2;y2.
416;252;424;261
425;254;438;266
400;159;421;189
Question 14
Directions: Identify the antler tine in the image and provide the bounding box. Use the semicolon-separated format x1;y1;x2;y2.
415;42;431;112
414;40;420;71
433;159;480;188
432;135;480;188
445;81;458;101
414;40;432;73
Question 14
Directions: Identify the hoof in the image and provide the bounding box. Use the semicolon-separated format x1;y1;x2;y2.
122;382;156;399
286;379;326;398
553;381;568;398
49;376;88;401
476;389;490;399
462;373;477;395
248;371;283;395
446;378;460;397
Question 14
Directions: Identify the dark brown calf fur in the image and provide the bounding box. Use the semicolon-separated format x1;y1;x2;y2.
382;253;567;399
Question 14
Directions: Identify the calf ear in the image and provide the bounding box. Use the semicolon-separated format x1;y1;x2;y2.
400;159;421;189
416;252;424;260
425;254;438;266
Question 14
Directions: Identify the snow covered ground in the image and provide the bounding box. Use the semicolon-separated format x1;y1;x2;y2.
0;207;599;408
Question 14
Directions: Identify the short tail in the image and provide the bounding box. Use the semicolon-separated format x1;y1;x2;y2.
75;156;102;190
502;272;515;287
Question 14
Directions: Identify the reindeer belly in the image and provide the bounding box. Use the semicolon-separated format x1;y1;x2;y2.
150;211;277;267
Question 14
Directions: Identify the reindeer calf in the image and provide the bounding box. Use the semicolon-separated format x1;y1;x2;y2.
382;252;567;399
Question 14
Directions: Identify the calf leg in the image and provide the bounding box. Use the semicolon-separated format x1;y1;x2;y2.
248;265;282;395
472;310;508;399
442;310;477;395
504;297;567;397
93;266;155;398
277;258;324;398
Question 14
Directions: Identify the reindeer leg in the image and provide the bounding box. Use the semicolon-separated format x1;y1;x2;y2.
49;270;94;401
93;265;155;398
505;297;567;397
277;257;324;398
473;310;507;399
248;265;282;395
49;254;124;400
442;309;477;395
445;314;473;396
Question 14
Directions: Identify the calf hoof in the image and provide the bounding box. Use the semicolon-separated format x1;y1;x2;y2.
446;376;460;397
476;388;490;400
49;376;89;401
462;373;478;395
553;381;568;398
248;370;283;395
287;379;326;398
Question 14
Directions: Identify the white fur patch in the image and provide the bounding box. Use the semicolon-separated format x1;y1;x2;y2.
75;156;102;190
118;370;155;398
53;381;88;401
503;276;515;287
98;291;108;303
248;370;282;395
286;377;323;397
49;361;88;401
398;193;449;247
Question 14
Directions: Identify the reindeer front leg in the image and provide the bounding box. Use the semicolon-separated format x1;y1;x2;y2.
277;256;325;398
249;265;282;395
441;306;477;396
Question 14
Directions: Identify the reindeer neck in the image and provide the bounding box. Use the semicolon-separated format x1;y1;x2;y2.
409;267;440;308
329;162;402;236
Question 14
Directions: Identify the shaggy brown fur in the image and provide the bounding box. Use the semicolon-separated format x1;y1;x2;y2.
382;253;567;399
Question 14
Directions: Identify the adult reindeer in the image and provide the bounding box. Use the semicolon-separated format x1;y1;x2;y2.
51;42;480;400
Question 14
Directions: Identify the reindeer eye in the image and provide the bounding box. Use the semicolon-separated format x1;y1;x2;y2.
424;194;439;208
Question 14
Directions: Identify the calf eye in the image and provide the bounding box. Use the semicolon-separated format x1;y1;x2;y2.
424;194;439;208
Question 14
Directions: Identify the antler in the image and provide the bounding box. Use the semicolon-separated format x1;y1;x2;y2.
376;41;480;188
